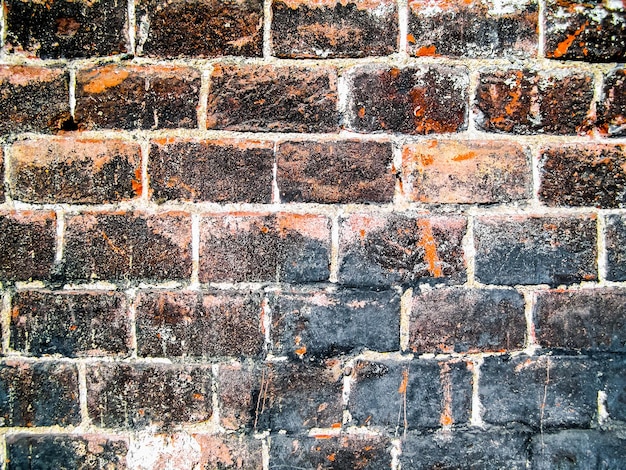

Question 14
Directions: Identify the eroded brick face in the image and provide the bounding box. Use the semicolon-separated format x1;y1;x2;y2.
606;214;626;281
597;68;626;137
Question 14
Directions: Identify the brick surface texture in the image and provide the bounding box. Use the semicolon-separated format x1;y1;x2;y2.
0;1;624;468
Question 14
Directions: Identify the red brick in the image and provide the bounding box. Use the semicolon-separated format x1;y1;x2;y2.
402;140;531;204
192;434;263;469
596;68;626;137
10;138;142;204
276;140;395;203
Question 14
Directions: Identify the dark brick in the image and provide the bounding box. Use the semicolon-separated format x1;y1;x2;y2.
5;0;127;59
0;211;56;282
402;140;531;204
271;0;397;58
0;148;4;203
75;65;200;130
606;214;626;281
408;0;538;58
0;361;80;427
474;215;597;286
276;140;394;204
0;66;70;135
199;213;330;283
193;434;263;469
137;0;263;58
475;68;594;134
86;362;212;429
597;68;626;137
346;65;469;134
601;354;626;422
272;288;400;359
539;144;626;208
10;138;142;204
218;362;262;431
136;290;264;358
149;138;274;203
338;213;466;287
63;212;192;283
10;290;131;357
6;434;129;470
545;0;626;62
206;64;338;133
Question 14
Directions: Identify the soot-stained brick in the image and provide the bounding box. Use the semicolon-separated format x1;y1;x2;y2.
0;211;56;283
346;65;469;134
545;1;626;62
271;0;397;58
276;140;395;204
137;0;263;58
135;290;264;358
0;361;80;427
338;213;466;287
402;140;531;204
5;0;127;59
601;354;626;422
86;362;213;429
474;215;597;286
597;68;626;137
149;138;274;203
206;64;338;132
75;65;200;130
475;69;594;135
10;138;142;204
606;214;626;281
218;362;262;431
272;288;400;359
408;0;538;59
199;213;330;283
0;66;70;135
193;434;263;469
10;290;131;357
539;144;626;208
63;212;192;283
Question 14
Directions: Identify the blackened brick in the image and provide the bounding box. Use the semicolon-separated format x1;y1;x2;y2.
271;0;397;58
602;355;626;422
137;0;263;58
75;65;200;130
193;434;263;469
346;66;469;134
0;361;80;427
199;213;330;283
474;215;597;286
136;290;264;358
5;0;127;59
149;138;274;203
276;140;394;204
272;288;400;359
338;213;466;287
597;68;626;137
86;362;212;429
11;290;131;357
10;138;142;204
475;69;594;134
63;212;192;283
606;214;626;281
218;362;262;431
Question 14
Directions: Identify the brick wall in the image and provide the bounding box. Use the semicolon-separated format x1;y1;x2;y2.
0;0;625;468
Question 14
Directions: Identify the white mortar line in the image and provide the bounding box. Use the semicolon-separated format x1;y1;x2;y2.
127;0;136;55
469;356;484;427
530;142;543;207
399;287;412;352
197;67;212;131
55;208;65;263
1;290;11;355
537;0;546;59
263;0;273;58
190;213;200;289
462;213;476;286
127;289;139;359
597;211;607;284
3;144;11;205
0;0;5;57
140;140;150;201
522;289;539;355
77;360;91;427
271;141;281;204
397;0;409;60
329;211;340;283
68;67;77;119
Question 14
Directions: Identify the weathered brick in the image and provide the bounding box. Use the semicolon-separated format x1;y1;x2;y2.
596;67;626;137
474;215;597;286
149;138;274;203
135;290;264;358
606;214;626;281
6;434;129;470
338;213;466;286
63;212;192;283
192;434;263;469
271;0;397;58
407;0;538;58
272;288;400;359
276;140;394;204
0;66;70;135
10;138;142;204
475;68;594;134
402;140;531;204
0;148;4;203
5;0;127;59
137;0;263;58
75;65;200;130
346;66;469;134
0;211;56;282
10;290;131;357
206;65;338;132
545;0;626;62
86;362;212;429
0;361;80;427
602;354;626;422
218;362;261;431
199;213;330;283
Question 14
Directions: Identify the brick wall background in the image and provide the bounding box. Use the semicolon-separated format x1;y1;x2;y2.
0;0;625;468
